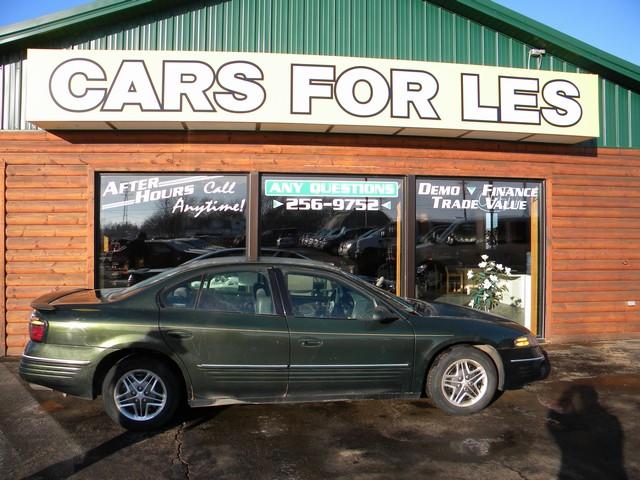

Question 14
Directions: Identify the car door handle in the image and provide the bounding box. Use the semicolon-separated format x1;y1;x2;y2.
299;338;322;347
166;330;193;339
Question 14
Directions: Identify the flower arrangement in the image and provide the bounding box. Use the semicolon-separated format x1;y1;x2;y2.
467;255;514;311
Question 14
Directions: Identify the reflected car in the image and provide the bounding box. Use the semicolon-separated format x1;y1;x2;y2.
21;257;549;431
415;219;530;275
105;239;207;270
318;226;373;254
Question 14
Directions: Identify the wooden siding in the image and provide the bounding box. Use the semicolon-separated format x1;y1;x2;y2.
1;131;639;353
3;156;88;355
1;160;5;356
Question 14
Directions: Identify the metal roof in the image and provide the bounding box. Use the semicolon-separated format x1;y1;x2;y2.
1;0;638;92
0;0;184;48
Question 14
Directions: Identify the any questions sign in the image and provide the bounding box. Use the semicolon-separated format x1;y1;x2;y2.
26;49;599;143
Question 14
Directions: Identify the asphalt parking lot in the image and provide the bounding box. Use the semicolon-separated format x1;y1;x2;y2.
1;340;639;480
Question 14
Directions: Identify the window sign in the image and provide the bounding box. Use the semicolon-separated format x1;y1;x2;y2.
261;176;403;294
416;178;542;332
98;174;247;288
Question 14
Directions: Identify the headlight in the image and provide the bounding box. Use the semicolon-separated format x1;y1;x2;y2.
514;334;539;348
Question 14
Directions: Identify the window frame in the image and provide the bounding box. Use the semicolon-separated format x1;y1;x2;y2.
413;175;546;336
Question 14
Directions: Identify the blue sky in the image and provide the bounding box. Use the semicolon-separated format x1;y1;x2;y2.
1;0;638;66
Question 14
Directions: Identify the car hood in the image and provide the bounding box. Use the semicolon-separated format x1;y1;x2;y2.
406;300;531;337
429;302;515;324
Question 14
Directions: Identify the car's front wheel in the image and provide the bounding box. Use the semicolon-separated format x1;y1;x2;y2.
102;356;181;431
426;346;498;415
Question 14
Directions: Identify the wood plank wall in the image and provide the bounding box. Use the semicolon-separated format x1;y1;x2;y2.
1;160;5;356
1;131;639;353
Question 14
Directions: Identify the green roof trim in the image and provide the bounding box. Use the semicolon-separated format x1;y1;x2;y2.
0;0;189;52
1;0;639;92
429;0;640;92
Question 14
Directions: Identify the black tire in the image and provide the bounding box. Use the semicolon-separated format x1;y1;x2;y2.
102;356;181;431
426;346;498;415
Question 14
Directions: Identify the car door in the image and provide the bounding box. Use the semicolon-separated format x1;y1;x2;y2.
159;267;289;403
277;267;415;399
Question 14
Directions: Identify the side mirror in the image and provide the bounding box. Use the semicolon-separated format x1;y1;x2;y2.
372;306;399;323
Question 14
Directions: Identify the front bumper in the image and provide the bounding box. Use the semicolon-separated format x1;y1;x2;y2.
19;342;102;399
500;345;550;389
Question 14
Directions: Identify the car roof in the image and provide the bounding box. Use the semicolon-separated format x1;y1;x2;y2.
169;255;336;275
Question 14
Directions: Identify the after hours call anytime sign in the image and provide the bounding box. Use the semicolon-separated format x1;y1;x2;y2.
26;49;599;143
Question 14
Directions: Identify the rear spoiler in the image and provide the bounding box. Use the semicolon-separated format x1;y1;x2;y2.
30;288;87;311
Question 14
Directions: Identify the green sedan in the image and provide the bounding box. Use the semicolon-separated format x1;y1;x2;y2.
20;257;549;431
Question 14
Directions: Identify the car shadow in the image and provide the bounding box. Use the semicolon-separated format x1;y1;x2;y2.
546;384;628;480
19;406;228;480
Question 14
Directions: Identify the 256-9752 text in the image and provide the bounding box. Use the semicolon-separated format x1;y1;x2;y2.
285;198;380;211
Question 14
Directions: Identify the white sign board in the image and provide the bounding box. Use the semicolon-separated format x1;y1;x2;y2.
26;49;599;143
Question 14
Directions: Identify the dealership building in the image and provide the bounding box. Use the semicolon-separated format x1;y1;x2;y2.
1;0;639;355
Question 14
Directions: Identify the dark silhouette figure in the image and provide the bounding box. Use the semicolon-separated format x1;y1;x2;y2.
547;385;627;480
127;231;147;268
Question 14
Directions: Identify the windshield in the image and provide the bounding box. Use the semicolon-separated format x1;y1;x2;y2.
340;270;431;315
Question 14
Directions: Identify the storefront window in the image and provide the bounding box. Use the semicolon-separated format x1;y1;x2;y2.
415;178;542;332
97;174;247;288
261;176;403;294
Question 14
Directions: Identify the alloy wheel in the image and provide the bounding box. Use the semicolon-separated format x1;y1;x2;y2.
114;369;168;421
440;359;488;407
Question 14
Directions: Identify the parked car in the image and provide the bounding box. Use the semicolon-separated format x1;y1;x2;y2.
21;257;549;431
127;248;310;285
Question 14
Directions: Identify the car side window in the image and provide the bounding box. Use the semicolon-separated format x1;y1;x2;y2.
197;271;275;315
162;276;203;309
285;272;376;320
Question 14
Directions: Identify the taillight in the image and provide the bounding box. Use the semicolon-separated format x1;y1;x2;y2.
29;311;48;342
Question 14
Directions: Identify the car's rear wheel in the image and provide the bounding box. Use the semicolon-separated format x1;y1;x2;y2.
426;346;497;415
102;356;181;431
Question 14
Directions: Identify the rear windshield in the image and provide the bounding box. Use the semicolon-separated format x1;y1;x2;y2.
107;267;194;300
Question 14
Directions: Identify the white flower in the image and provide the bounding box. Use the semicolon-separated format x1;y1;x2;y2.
505;267;512;275
496;263;503;271
478;261;487;268
480;254;489;261
489;274;498;283
483;279;492;289
467;270;474;279
468;300;474;307
482;292;489;300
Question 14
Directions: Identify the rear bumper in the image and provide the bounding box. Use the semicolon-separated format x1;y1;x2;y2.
500;345;550;389
19;342;103;399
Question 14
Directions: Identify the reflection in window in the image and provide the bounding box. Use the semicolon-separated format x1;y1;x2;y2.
415;178;541;333
97;174;247;289
261;176;403;295
198;271;273;315
285;272;376;320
